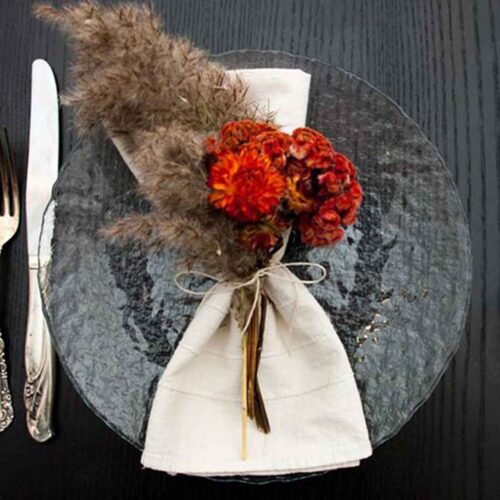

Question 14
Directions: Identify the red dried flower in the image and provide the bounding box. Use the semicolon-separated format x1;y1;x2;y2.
205;120;277;155
292;153;362;245
204;135;219;155
316;152;357;195
350;179;363;203
309;178;362;233
286;172;316;213
333;152;357;176
206;120;362;252
289;127;336;169
317;198;343;223
207;147;286;223
248;130;291;170
333;180;363;225
298;212;345;246
206;120;291;171
317;170;342;194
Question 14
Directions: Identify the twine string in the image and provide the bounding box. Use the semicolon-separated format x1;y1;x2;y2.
174;261;327;338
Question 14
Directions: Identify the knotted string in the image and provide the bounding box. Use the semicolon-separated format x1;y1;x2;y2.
175;262;327;338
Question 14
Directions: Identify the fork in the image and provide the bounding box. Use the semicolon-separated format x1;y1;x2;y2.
0;127;19;432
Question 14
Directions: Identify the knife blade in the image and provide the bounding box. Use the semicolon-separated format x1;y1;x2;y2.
24;59;59;442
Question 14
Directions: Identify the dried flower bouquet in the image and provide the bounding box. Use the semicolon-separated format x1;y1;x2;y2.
37;1;364;459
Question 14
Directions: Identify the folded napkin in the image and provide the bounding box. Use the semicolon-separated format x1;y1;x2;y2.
139;68;372;476
226;68;311;133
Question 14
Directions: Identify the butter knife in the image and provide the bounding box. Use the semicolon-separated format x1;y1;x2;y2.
24;59;59;442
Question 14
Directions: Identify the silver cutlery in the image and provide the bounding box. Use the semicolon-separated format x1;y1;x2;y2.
24;59;59;442
0;127;19;432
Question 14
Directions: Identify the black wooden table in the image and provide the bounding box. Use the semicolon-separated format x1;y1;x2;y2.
0;1;499;498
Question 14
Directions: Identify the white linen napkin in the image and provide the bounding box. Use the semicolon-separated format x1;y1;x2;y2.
142;269;372;476
226;68;311;133
139;68;372;476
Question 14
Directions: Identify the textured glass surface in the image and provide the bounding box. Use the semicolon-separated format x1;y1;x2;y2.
41;51;471;481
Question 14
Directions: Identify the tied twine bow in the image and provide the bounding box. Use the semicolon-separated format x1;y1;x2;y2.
175;262;327;460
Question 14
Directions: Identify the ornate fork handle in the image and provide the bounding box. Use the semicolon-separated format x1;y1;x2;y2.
0;331;14;432
0;127;18;433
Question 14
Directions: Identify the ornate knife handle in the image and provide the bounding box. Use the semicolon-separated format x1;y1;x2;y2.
24;262;55;442
0;330;14;432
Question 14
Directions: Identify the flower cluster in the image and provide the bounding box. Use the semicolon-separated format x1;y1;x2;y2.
206;120;362;253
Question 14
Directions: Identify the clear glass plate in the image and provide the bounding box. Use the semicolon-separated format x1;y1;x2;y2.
40;51;472;483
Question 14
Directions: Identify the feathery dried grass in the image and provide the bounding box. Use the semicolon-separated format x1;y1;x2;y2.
36;1;271;278
35;2;259;137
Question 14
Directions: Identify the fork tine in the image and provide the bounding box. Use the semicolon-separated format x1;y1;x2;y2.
1;128;19;219
11;169;20;219
0;128;10;216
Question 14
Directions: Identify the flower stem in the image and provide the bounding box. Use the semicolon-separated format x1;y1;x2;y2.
241;332;248;461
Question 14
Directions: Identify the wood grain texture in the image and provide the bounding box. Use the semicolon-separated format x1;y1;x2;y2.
0;0;499;498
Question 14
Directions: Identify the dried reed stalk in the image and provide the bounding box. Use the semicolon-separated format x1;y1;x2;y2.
245;291;270;434
35;1;273;279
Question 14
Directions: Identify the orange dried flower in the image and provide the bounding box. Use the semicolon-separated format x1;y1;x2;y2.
207;147;286;223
